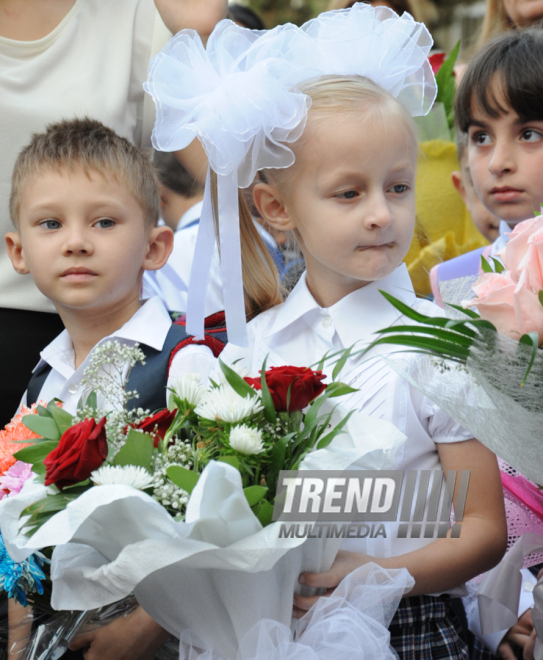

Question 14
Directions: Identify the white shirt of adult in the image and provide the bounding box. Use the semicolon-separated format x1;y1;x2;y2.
0;0;171;313
220;264;473;594
20;296;216;415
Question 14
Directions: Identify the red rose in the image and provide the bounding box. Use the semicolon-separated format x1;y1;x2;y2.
136;409;176;448
245;366;327;412
44;417;108;490
428;52;446;74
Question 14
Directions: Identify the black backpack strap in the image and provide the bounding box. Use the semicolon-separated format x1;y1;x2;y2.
26;362;53;407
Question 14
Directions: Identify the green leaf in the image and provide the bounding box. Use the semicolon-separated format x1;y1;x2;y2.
519;332;539;385
218;455;240;470
47;404;74;436
491;257;505;273
244;485;268;507
14;441;58;466
85;391;98;412
332;346;354;381
322;382;357;398
480;256;493;273
256;499;274;527
367;335;470;361
21;415;60;442
23;487;89;516
539;291;543;307
375;324;473;346
316;410;355;450
259;355;277;424
435;41;460;129
218;359;256;399
31;461;46;477
36;405;52;418
444;303;480;320
113;429;154;471
166;465;199;494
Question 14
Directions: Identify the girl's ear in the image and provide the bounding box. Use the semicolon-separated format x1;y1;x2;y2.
253;182;296;232
5;232;30;274
143;225;174;272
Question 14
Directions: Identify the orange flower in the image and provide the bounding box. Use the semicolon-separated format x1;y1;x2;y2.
0;403;43;474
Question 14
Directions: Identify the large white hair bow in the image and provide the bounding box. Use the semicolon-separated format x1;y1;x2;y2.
144;4;437;347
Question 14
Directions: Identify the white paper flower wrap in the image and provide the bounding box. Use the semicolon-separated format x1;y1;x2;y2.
143;4;437;347
1;409;408;659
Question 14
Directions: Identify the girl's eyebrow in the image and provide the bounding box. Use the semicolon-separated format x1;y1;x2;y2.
468;119;488;129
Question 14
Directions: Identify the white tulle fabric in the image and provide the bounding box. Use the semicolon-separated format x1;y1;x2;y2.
144;4;436;346
179;563;413;660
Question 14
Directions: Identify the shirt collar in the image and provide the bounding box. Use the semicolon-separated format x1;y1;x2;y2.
36;296;172;373
267;263;417;347
176;200;204;232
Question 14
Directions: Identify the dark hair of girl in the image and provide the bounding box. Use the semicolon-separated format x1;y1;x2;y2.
455;27;543;133
227;4;266;31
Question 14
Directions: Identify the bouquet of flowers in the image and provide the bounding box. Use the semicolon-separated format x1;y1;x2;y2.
0;342;410;660
366;215;543;487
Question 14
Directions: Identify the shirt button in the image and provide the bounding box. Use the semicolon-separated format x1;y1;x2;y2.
68;384;79;395
322;315;332;328
523;581;535;593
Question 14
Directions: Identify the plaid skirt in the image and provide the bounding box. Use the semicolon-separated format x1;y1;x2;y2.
388;594;470;660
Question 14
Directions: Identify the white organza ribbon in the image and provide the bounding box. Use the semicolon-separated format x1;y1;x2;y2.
145;4;436;345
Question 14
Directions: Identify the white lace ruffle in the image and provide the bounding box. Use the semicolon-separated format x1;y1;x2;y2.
144;4;436;187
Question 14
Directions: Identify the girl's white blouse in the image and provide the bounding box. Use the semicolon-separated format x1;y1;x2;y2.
221;264;472;589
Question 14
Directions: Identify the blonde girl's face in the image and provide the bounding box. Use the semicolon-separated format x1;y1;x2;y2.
257;108;416;305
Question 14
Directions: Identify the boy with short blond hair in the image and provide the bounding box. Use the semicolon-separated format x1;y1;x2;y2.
6;118;218;415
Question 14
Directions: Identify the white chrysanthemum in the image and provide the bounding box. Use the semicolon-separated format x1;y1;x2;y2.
228;424;265;455
195;385;262;423
170;373;207;407
91;465;154;490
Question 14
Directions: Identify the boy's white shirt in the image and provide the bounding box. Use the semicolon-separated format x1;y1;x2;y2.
220;263;473;595
20;296;216;415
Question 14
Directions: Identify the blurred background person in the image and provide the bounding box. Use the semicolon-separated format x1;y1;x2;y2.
477;0;543;49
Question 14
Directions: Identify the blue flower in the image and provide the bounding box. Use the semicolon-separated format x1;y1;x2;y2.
0;532;48;607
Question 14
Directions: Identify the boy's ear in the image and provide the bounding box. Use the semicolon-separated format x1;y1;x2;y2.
253;182;296;232
5;232;30;274
451;171;467;204
143;225;174;272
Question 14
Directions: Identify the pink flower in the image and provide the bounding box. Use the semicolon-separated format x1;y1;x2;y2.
498;216;543;282
466;269;543;345
0;461;33;499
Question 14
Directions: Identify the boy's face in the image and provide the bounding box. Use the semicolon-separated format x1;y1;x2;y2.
7;167;171;318
467;90;543;227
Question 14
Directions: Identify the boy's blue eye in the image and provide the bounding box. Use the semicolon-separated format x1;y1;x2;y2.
95;218;115;229
337;190;358;199
40;219;61;230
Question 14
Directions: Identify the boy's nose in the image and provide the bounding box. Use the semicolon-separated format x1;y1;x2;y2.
488;141;516;176
63;231;94;255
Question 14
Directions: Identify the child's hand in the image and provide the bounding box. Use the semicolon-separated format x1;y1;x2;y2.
154;0;227;39
292;550;373;619
497;609;533;660
69;606;170;660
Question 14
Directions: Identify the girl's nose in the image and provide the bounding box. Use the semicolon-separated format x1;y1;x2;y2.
364;193;393;230
488;140;516;176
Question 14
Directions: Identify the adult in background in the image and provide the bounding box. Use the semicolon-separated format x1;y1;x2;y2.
0;0;226;426
477;0;543;49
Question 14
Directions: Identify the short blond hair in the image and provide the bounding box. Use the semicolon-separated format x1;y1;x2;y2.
10;118;160;228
